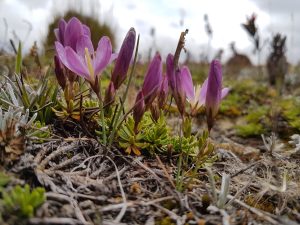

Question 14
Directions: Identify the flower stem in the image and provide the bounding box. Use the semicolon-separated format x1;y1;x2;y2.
97;79;107;145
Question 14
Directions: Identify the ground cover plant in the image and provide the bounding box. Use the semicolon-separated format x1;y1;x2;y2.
0;14;299;225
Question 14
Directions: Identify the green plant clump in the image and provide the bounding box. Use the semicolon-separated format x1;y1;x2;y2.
236;105;269;137
280;97;300;131
118;113;170;155
1;184;45;218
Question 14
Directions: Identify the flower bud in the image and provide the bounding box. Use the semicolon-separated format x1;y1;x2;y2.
142;53;162;108
206;60;222;131
54;55;66;89
111;28;136;89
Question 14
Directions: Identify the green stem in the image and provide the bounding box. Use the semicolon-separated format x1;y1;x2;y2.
97;79;107;145
108;35;140;146
175;121;184;192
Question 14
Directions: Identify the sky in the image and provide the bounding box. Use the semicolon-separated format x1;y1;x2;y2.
0;0;299;64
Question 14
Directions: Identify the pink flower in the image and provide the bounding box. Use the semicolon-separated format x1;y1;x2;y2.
166;54;188;116
55;35;112;93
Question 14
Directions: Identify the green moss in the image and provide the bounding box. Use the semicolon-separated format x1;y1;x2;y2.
245;106;269;123
280;97;300;131
236;123;265;137
220;92;246;116
236;105;270;137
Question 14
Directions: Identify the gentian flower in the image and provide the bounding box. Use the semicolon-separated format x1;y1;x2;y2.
54;17;91;50
104;28;136;107
166;54;186;116
55;34;112;94
203;60;229;131
54;17;92;86
133;53;162;131
141;53;163;108
111;28;136;90
179;66;205;114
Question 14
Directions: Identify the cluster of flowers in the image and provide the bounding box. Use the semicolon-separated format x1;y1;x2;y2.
54;17;228;133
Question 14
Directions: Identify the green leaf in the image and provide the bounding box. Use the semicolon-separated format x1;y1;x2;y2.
15;42;22;74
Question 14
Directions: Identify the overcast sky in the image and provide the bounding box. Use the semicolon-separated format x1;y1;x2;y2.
0;0;299;64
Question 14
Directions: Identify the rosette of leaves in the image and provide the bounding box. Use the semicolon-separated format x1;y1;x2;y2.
53;86;101;121
170;135;198;156
53;96;81;120
0;107;36;164
143;114;170;153
118;113;170;155
28;121;51;143
0;74;57;124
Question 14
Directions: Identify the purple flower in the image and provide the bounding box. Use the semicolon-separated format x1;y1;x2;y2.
54;17;91;90
181;66;194;101
54;17;90;49
180;66;203;114
111;28;136;90
166;54;186;116
132;53;163;131
54;55;66;89
204;60;229;130
142;53;162;108
158;74;169;109
55;35;112;93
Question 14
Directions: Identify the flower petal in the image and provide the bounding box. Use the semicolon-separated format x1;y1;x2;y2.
205;60;222;117
205;60;223;130
65;47;90;80
158;74;168;109
221;88;230;99
199;78;208;105
94;36;112;76
55;41;69;67
76;35;94;60
111;28;136;89
142;53;162;106
166;54;176;92
64;17;84;49
174;69;186;116
83;24;91;37
110;53;118;64
180;66;194;101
